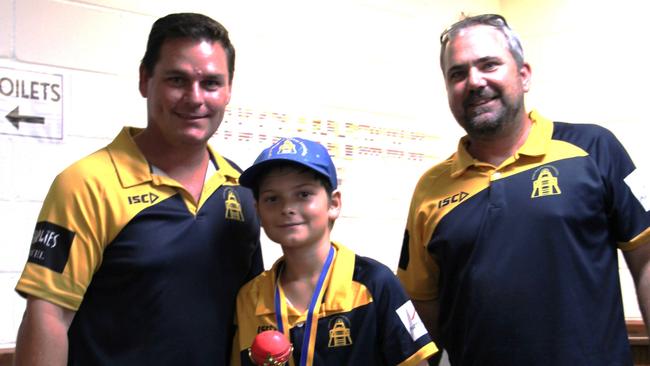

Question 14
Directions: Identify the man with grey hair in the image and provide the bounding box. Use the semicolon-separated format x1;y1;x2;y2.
397;13;650;365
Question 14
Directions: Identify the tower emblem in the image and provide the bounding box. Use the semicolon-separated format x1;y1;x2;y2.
328;316;353;348
277;139;297;155
531;166;561;198
224;189;245;221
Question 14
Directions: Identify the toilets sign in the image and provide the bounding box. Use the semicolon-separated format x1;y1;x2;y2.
0;66;63;139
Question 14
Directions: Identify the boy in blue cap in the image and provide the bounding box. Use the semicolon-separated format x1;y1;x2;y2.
231;137;437;366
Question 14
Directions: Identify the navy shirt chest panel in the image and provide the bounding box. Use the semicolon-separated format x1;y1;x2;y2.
429;156;628;363
70;186;259;365
95;186;258;282
289;303;384;365
429;155;612;279
101;193;213;275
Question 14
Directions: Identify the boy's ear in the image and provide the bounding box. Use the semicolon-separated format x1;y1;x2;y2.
328;190;342;221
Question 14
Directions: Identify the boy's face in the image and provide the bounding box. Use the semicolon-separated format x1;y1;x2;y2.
256;167;340;249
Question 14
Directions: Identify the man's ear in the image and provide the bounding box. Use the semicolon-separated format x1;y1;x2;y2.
520;62;532;92
328;190;342;221
138;65;149;98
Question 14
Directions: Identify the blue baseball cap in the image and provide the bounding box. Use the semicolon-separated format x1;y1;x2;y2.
239;137;338;189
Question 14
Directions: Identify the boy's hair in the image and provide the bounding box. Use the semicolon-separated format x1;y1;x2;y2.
247;161;334;201
240;137;337;199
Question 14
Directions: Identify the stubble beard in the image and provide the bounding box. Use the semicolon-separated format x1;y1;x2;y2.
461;94;524;139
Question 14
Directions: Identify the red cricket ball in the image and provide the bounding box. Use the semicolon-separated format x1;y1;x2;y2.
248;330;293;365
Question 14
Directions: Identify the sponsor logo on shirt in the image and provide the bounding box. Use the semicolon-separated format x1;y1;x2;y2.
396;300;427;341
127;192;159;205
531;165;562;198
438;192;469;208
328;316;353;348
625;167;650;211
28;221;75;273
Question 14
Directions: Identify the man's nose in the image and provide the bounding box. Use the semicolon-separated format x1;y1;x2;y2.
184;82;204;105
467;68;487;89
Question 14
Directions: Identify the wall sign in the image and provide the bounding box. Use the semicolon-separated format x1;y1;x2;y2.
0;66;63;139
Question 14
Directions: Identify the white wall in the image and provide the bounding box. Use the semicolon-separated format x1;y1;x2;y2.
501;0;649;322
0;0;497;349
1;0;645;353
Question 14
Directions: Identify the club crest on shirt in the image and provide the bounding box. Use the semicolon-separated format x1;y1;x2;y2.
224;188;245;222
328;316;353;348
531;165;562;198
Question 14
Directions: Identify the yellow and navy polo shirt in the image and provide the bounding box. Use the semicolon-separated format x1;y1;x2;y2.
16;127;263;365
232;242;438;366
397;111;650;366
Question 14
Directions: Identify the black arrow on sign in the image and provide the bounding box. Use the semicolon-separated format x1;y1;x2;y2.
5;106;45;129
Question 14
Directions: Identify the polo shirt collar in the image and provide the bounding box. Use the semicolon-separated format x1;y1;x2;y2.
254;242;356;316
450;110;553;177
107;127;240;188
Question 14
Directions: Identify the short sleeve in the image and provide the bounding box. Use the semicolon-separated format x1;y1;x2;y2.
589;127;650;250
15;165;107;310
397;182;440;301
374;265;438;365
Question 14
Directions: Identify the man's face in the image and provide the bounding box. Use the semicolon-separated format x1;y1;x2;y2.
139;38;231;147
442;25;530;138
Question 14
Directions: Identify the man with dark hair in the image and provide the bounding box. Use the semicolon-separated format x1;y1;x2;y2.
14;13;263;365
140;12;236;84
397;13;650;366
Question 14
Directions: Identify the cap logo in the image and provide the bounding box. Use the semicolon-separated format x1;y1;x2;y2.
269;138;308;157
278;139;297;155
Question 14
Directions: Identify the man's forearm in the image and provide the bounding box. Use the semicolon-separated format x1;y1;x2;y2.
14;298;74;366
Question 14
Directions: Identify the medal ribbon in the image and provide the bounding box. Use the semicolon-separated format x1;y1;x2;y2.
275;245;335;366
